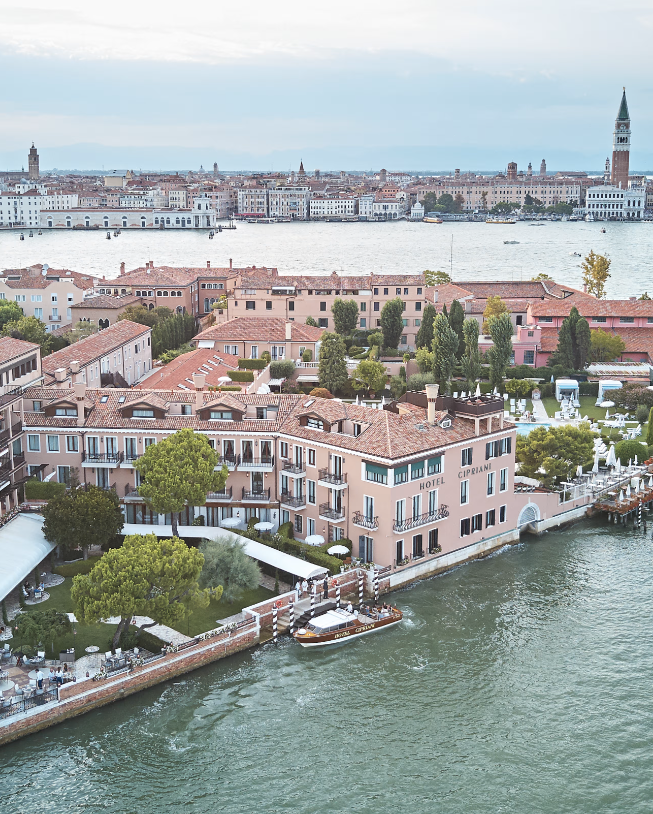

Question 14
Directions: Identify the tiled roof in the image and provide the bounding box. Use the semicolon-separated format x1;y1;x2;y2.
71;294;141;310
0;337;40;365
118;265;247;288
530;295;653;318
539;326;653;361
194;317;324;344
137;349;242;391
455;280;585;300
0;265;96;290
41;320;150;379
237;270;425;290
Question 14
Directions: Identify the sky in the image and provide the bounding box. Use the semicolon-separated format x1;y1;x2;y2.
1;0;653;172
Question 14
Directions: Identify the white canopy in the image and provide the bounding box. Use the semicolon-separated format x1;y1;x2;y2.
0;514;55;602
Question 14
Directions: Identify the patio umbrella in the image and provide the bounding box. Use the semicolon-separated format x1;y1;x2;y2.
576;465;583;477
628;459;632;469
648;475;653;488
591;451;600;474
605;444;617;468
626;484;632;498
616;459;622;475
493;387;498;395
355;394;360;405
619;489;624;502
327;544;350;555
475;383;481;398
605;409;610;420
634;455;638;467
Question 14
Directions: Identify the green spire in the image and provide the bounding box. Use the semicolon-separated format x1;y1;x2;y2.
617;87;629;122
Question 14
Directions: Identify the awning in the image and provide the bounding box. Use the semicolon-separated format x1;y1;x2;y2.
0;513;55;602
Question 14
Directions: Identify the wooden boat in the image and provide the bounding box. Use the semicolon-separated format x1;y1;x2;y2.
423;216;443;223
293;604;402;648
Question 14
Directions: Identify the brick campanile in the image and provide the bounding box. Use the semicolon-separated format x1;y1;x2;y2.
611;88;630;190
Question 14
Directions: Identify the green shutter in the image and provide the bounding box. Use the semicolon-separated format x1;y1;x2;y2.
411;461;424;477
428;456;442;474
394;465;408;484
366;463;387;477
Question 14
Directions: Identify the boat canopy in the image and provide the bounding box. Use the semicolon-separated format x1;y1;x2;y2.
308;609;355;631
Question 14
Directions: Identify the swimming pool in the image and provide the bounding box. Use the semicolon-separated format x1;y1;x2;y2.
516;422;551;435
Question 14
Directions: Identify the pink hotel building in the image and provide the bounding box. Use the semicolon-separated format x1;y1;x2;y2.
18;380;582;578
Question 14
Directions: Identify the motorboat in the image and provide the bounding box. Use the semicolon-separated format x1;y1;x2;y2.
601;227;606;233
486;218;516;224
504;240;520;244
569;252;582;256
423;217;443;223
106;232;111;239
293;604;403;648
585;213;594;222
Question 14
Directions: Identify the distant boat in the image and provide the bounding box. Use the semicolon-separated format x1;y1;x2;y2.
569;252;581;256
504;240;520;244
585;213;594;222
601;227;606;233
19;233;24;240
486;218;516;224
106;232;111;239
423;217;443;224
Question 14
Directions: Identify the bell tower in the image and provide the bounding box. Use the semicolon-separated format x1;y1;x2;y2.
611;88;630;189
28;143;39;181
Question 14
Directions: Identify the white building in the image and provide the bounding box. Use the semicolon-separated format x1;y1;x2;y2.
585;184;645;220
309;196;358;219
0;189;79;227
268;187;310;220
410;201;425;220
237;187;269;217
372;199;405;220
358;194;375;220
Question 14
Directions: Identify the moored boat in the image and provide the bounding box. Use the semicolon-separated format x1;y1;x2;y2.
423;216;443;223
293;604;403;648
486;217;516;224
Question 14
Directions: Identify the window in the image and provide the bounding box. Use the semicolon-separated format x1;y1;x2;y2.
307;518;315;537
373;288;378;295
411;461;424;480
417;287;423;295
181;405;192;416
461;448;472;466
373;302;380;312
394;465;408;485
523;350;535;365
427;456;442;475
28;434;40;452
415;302;422;312
288;301;294;312
224;345;238;355
307;417;323;430
245;301;256;311
308;480;316;504
360;302;366;312
538;316;553;323
360;318;366;328
47;435;59;452
395;500;405;524
412;534;423;558
486;440;499;460
32;401;42;412
35;308;43;318
54;407;76;416
210;410;233;420
265;301;272;310
487;471;496;496
619;317;634;324
500;437;512;455
295;514;303;534
318;318;328;328
460;479;469;505
486;509;496;527
366;463;388;484
500;468;508;492
499;505;507;523
400;336;407;345
592;316;607;323
280;441;288;458
320;302;327;312
472;513;483;532
460;517;471;537
31;294;42;302
256;407;267;420
308;449;315;466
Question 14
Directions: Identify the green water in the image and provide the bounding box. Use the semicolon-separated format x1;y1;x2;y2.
2;519;652;813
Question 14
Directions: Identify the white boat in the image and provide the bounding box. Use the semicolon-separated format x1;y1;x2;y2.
585;213;594;222
293;605;403;648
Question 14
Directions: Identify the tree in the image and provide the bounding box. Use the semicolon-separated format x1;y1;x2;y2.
390;375;406;399
305;316;318;327
448;299;465;359
2;315;51;354
415;346;434;373
639;292;651;300
135;429;227;538
647;407;653;447
424;270;451;286
437;193;454;212
380;297;404;350
460;318;482;392
516;424;595;488
531;273;554;281
421;192;439;213
490;201;518;215
65;320;98;343
416;303;436;349
487;313;513;390
482;296;509;333
331;298;358;335
453;193;465;213
118;304;173;327
590;329;626;363
42;485;125;559
0;301;25;331
13;609;72;654
432;313;459;394
351;359;387;395
614;439;647;466
71;533;212;649
199;537;260;604
318;332;348;394
545;202;574;216
551;307;591;370
309;387;333;399
581;250;611;299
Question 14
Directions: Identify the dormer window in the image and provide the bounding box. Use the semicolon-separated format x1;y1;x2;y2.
33;401;42;412
210;410;233;420
307;417;323;430
133;408;155;418
353;423;362;437
55;407;76;416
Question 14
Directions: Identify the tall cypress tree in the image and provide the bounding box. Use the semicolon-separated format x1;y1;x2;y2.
416;303;436;349
552;306;591;371
448;300;465;359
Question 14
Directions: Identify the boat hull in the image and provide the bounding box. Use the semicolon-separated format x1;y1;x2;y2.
293;614;402;648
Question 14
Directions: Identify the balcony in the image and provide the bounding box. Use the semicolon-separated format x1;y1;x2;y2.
124;486;141;500
282;458;305;476
11;453;25;469
280;490;306;509
206;487;233;502
239;455;275;471
122;453;140;467
241;487;271;502
319;502;346;522
0;421;23;447
318;468;347;488
216;454;240;470
49;315;62;322
81;451;124;467
352;511;379;531
393;506;449;533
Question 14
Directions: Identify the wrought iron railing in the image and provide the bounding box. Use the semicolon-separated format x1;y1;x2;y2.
352;512;378;530
282;459;305;474
0;687;58;720
82;451;124;465
280;491;306;508
242;487;271;501
393;506;449;533
206;487;233;501
239;456;275;468
319;502;346;521
318;468;347;485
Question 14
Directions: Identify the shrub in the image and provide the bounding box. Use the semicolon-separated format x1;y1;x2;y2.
278;521;294;539
270;360;295;379
505;378;535;397
227;370;254;382
613;384;653;411
158;344;193;364
207;385;242;392
302;349;313;362
407;372;437;391
636;404;649;424
261;351;271;364
238;359;267;370
275;537;343;574
614;439;648;465
25;480;66;500
309;387;333;399
54;555;102;577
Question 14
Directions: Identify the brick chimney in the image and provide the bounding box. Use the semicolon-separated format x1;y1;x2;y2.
120;262;125;275
285;322;292;341
229;258;233;269
193;373;205;410
207;261;211;269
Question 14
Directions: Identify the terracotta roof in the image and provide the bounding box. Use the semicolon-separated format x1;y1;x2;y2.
455;280;585;300
71;294;140;310
136;349;242;391
0;265;96;290
530;296;653;318
237;270;425;290
41;320;151;380
540;326;653;361
118;265;246;288
0;337;40;365
194;317;324;344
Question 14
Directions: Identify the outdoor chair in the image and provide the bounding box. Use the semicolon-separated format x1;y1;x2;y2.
115;648;122;657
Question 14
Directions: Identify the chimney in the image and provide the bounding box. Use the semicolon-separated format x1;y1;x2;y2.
432;289;439;303
207;261;211;269
285;322;292;341
229;258;233;269
193;373;205;410
120;262;125;275
54;368;67;383
74;381;87;426
70;360;80;374
425;383;439;424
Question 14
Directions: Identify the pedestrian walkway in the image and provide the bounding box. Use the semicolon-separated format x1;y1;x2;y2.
104;616;192;646
532;398;549;422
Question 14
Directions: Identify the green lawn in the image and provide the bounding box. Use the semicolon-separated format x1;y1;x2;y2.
540;396;632;423
183;586;274;637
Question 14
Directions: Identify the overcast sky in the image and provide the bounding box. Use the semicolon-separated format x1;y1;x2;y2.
1;0;652;171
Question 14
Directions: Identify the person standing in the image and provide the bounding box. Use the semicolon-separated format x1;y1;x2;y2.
295;580;302;599
36;669;43;690
322;576;328;601
302;578;308;596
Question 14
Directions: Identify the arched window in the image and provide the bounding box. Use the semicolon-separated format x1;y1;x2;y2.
177;291;182;296
148;303;154;311
176;218;180;225
176;306;183;314
141;219;146;228
166;218;170;225
66;219;71;228
98;319;109;329
154;218;159;225
104;219;109;228
121;289;126;295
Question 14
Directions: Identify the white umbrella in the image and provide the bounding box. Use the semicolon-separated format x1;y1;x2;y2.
634;455;638;467
327;544;349;555
648;475;653;488
220;516;241;528
605;409;610;420
355;394;360;405
254;521;274;532
576;465;583;477
493;387;498;395
628;458;632;469
619;489;624;502
591;451;600;474
626;484;632;498
476;383;481;398
305;534;325;546
616;459;622;475
605;444;617;468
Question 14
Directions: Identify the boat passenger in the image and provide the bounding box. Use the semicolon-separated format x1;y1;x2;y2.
346;602;353;614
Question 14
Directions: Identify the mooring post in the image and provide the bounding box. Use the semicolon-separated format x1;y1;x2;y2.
272;603;278;644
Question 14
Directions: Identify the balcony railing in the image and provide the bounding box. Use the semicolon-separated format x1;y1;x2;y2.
239;455;275;469
49;315;62;322
319;502;346;521
280;491;306;509
282;459;305;475
242;487;271;502
123;452;140;464
393;505;449;533
0;421;23;446
216;454;240;468
318;468;347;486
82;451;124;465
352;511;379;531
206;487;233;501
12;453;25;468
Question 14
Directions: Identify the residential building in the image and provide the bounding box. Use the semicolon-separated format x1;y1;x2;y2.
41;319;152;387
70;294;142;329
237;187;269;218
268;187;311;220
193;317;324;361
310;196;358;219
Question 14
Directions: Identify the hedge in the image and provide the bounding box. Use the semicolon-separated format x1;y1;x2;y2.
238;359;267;370
54;555;102;577
207;385;242;392
227;370;254;382
270;360;295;379
25;480;66;500
579;382;599;397
614;439;648;465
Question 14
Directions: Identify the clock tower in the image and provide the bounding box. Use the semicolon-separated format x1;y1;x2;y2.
611;88;630;189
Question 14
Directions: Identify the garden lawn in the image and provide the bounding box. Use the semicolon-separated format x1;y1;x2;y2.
183;586;274;637
540;396;631;423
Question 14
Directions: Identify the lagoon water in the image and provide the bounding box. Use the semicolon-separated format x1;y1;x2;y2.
2;519;653;813
0;220;652;298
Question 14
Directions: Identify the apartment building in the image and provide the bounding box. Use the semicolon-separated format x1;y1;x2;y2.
41;319;152;387
193;317;324;361
0;189;79;227
21;383;522;568
310;196;358;219
268;187;311;220
237;187;269;218
70;294;142;328
0;264;97;330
